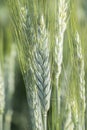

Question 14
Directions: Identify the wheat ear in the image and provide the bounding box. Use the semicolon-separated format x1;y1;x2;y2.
10;4;43;129
75;31;85;130
20;7;43;130
55;0;69;117
8;1;44;129
34;15;51;130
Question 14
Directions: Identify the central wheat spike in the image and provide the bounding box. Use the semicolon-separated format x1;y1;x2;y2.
34;15;51;130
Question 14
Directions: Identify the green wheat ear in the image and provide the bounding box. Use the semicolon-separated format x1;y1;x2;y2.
75;31;85;129
54;0;70;127
33;15;51;130
69;30;85;130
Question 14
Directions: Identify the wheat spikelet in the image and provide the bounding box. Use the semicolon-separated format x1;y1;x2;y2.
20;6;36;45
75;31;85;130
34;15;51;130
20;7;27;29
71;99;79;130
55;0;69;118
0;64;5;115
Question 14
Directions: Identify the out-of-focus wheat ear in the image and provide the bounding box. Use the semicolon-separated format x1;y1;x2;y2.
24;68;43;130
75;31;85;130
34;15;51;130
60;63;74;130
0;64;5;130
55;0;69;121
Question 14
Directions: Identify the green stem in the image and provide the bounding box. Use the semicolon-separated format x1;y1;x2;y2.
43;111;47;130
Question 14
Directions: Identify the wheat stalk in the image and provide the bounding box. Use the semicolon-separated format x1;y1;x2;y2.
34;15;51;130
